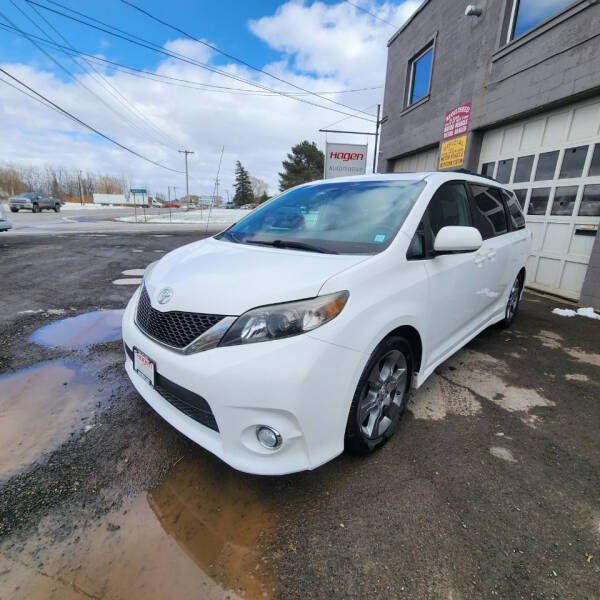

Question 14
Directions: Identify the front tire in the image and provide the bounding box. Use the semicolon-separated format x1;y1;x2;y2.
54;204;61;212
345;335;413;455
32;204;41;213
10;208;18;213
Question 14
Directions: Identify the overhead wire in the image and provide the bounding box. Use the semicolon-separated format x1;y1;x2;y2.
120;0;376;118
1;4;180;152
0;67;184;173
25;0;377;122
24;0;181;149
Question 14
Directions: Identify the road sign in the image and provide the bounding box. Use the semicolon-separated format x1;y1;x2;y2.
129;188;147;194
324;142;368;179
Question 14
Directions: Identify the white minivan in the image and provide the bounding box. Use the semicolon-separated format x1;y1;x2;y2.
122;172;531;475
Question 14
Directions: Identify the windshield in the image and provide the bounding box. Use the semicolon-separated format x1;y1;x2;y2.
219;179;425;254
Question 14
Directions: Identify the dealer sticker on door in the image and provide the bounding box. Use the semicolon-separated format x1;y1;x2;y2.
133;347;155;387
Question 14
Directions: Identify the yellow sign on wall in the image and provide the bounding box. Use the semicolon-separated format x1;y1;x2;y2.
438;135;467;169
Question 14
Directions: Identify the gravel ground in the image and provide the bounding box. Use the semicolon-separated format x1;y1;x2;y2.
0;231;599;599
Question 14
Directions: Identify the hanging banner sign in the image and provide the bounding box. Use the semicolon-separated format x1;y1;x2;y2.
439;135;467;169
443;102;471;140
324;142;368;179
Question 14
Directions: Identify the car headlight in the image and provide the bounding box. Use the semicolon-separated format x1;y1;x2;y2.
219;291;349;347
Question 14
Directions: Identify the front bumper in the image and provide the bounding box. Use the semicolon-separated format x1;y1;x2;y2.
122;290;364;475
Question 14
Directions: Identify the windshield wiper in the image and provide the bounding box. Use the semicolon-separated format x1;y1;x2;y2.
245;239;337;254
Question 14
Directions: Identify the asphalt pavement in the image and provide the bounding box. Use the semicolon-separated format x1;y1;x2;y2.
0;229;598;600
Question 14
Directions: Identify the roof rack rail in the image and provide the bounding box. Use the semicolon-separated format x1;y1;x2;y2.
449;167;499;182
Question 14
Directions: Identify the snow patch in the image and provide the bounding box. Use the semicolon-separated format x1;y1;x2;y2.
490;447;518;463
117;208;248;225
62;203;126;211
552;308;576;317
552;306;600;320
121;269;145;277
113;278;142;286
565;348;600;368
564;373;590;382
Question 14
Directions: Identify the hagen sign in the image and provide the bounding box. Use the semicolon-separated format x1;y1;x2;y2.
439;135;467;170
443;102;471;140
324;142;368;179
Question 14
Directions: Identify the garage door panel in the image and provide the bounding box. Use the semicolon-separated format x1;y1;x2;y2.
568;230;596;257
541;223;571;254
479;97;600;300
560;262;588;294
536;257;561;287
527;222;546;252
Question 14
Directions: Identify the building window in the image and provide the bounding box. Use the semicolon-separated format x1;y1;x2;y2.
559;145;588;179
513;155;534;183
579;185;600;216
528;188;551;215
481;162;495;177
496;159;513;184
551;186;578;216
407;45;433;106
509;0;574;40
534;151;559;181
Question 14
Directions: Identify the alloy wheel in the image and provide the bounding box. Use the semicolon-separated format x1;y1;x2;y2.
506;277;521;321
358;349;407;440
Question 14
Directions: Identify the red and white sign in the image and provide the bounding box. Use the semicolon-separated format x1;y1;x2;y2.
443;102;471;140
324;142;368;179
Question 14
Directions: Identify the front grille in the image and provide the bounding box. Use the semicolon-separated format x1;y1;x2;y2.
125;344;219;432
136;286;224;349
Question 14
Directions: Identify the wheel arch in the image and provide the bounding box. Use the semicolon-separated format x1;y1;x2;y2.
382;325;423;374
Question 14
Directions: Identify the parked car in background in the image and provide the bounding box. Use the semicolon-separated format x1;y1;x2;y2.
0;203;12;231
122;172;531;475
150;198;164;208
163;201;181;208
8;192;61;213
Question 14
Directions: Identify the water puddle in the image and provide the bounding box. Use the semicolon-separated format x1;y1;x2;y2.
0;360;99;480
2;456;277;598
30;310;124;349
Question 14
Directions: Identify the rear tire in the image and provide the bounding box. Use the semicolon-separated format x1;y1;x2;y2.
345;335;413;455
499;273;523;328
10;208;18;213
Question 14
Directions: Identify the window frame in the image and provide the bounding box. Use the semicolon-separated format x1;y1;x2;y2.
406;41;434;108
507;0;577;42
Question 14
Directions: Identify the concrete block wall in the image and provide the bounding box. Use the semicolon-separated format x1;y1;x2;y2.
379;0;600;170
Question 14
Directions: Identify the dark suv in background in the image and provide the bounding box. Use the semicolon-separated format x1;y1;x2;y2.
9;193;61;213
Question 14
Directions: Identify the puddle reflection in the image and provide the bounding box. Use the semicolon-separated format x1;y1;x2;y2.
0;360;99;480
2;456;277;599
30;309;124;349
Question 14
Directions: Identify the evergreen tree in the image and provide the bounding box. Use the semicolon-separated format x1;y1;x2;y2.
233;160;254;206
278;141;324;191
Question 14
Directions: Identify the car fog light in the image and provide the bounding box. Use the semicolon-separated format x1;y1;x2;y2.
256;426;282;450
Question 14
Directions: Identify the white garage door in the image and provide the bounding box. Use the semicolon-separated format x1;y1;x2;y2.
392;146;439;173
478;97;600;300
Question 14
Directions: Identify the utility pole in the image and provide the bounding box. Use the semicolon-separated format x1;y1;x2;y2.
372;104;381;173
173;186;177;201
178;149;194;210
78;169;84;206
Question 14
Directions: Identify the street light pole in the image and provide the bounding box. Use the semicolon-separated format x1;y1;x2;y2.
178;149;194;210
372;104;381;173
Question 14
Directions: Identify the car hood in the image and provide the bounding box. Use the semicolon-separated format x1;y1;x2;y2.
144;237;369;315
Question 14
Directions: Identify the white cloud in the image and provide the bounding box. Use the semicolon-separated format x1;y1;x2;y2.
0;1;421;196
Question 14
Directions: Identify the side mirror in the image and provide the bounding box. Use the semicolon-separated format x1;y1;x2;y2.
433;226;482;253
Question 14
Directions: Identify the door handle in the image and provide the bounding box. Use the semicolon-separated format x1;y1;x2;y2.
486;250;496;260
474;254;486;265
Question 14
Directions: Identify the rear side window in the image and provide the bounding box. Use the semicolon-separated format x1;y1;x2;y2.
502;190;526;230
469;185;509;239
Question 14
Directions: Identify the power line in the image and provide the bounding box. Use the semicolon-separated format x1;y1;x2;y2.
24;0;181;149
0;67;184;173
1;4;178;152
120;0;376;119
0;22;384;98
344;1;398;28
25;0;376;122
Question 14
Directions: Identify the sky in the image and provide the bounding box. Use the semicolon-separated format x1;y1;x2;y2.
0;0;422;198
